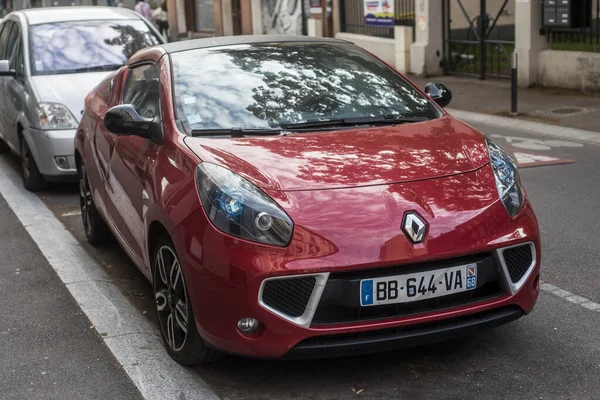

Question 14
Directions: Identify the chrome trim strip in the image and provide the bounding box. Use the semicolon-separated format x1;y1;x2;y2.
258;272;330;328
495;242;537;295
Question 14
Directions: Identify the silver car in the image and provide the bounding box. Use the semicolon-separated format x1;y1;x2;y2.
0;7;163;191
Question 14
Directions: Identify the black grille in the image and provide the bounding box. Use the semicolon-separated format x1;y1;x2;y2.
312;253;505;325
262;277;316;318
503;245;533;283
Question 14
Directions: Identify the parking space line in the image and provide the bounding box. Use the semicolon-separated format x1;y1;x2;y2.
0;158;219;400
540;281;600;313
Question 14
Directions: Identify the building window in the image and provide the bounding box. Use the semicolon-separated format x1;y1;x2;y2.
195;0;214;30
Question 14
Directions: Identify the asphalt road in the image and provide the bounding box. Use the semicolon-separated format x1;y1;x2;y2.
1;121;599;400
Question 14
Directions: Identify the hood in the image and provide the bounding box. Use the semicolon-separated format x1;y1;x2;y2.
183;115;490;191
30;71;113;122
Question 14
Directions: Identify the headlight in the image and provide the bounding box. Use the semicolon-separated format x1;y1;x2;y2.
486;137;525;217
38;103;78;130
195;163;294;246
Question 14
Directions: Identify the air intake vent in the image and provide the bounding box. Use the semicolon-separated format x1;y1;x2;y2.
262;277;317;318
503;244;534;283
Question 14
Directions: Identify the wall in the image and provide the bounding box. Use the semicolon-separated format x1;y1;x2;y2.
335;32;396;66
307;16;321;36
538;50;600;92
262;0;303;34
251;0;263;33
334;27;412;74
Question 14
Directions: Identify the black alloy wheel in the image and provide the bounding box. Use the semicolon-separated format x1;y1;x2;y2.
153;234;223;365
78;164;110;245
20;138;44;191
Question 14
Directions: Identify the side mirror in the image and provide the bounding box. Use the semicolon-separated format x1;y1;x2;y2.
424;82;452;108
0;60;15;76
104;104;162;143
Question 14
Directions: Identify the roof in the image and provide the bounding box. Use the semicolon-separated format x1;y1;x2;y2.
18;7;142;25
157;35;348;54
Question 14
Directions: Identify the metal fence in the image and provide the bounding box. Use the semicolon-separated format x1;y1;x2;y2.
442;0;515;79
549;0;600;52
339;0;415;39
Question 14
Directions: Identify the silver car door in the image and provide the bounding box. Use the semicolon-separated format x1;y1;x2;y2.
4;21;26;150
0;20;15;150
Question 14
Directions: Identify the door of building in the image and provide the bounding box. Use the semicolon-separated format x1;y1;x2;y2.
232;0;242;35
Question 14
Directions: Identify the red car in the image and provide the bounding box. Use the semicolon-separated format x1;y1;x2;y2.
75;36;540;364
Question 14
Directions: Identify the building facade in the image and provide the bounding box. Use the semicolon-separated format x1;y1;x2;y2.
167;0;307;39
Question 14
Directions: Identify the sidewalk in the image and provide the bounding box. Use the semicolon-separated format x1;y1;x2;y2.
0;193;143;400
408;75;600;133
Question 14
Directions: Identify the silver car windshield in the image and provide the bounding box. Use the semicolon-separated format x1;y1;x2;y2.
170;42;440;133
29;20;162;75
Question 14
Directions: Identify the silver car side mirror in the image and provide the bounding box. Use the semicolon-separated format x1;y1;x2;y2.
0;60;15;76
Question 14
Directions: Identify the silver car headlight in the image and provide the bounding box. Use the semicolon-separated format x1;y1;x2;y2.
38;103;78;130
486;137;525;217
195;163;293;246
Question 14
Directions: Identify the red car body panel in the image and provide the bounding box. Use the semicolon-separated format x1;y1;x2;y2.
182;116;489;191
75;40;541;360
171;168;540;357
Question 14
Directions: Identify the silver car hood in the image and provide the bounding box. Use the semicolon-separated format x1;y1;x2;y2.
30;71;113;122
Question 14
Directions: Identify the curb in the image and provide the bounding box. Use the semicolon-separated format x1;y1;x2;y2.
448;109;600;145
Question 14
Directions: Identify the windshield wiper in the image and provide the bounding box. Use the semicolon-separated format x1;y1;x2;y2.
191;127;282;138
67;64;123;73
281;115;428;130
190;116;428;137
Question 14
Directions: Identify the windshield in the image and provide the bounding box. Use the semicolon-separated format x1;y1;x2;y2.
171;42;441;133
29;20;161;75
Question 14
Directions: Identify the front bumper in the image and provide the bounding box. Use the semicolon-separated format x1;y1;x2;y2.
23;128;77;178
285;305;524;359
172;203;541;359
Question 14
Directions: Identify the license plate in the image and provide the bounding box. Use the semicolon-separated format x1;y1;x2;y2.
360;263;477;306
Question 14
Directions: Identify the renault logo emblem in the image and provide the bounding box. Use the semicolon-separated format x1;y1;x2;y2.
402;212;427;244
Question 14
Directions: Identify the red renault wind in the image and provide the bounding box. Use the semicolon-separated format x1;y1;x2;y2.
75;36;540;364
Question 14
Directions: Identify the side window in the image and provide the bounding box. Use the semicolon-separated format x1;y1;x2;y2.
0;21;13;60
122;64;161;120
12;42;24;77
8;27;24;76
4;22;18;65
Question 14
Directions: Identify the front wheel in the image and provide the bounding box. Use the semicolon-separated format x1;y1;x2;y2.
153;234;223;365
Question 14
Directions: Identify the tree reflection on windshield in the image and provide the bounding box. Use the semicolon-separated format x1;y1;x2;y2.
225;45;434;124
103;24;161;61
30;20;161;75
172;43;439;131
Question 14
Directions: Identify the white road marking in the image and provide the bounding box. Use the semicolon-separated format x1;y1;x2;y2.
0;158;219;400
544;140;584;148
540;281;600;314
448;109;600;145
61;210;81;217
490;135;584;150
512;152;562;165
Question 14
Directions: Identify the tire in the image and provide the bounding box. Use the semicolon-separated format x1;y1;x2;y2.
20;138;45;191
0;137;9;154
79;164;110;245
153;234;223;365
